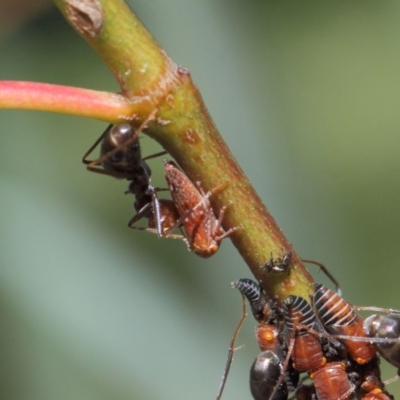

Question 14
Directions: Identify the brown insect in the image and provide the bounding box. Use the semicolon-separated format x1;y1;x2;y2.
309;362;356;400
163;160;238;258
359;375;392;400
283;295;326;372
313;283;376;365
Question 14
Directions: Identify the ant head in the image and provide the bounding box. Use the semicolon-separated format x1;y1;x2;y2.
101;124;142;172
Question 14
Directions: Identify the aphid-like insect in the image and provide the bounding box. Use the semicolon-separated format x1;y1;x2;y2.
362;390;393;400
359;375;393;400
346;352;391;400
313;283;376;365
283;295;326;372
82;114;180;237
309;362;356;400
232;278;279;323
164;160;238;258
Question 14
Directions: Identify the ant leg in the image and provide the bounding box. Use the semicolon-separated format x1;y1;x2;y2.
215;293;247;400
352;305;400;315
82;124;111;167
301;259;342;296
384;375;400;385
83;124;133;177
142;150;168;161
127;203;153;229
129;212;187;240
132;226;186;240
149;185;163;237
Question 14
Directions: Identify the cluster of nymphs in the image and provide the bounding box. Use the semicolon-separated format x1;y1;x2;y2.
233;258;400;400
82;119;237;257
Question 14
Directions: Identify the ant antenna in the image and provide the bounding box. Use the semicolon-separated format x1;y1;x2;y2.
215;293;247;400
302;258;342;296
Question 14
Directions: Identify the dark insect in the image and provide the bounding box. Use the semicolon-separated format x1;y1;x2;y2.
82;113;181;237
264;251;292;274
364;314;400;372
263;253;342;295
250;350;288;400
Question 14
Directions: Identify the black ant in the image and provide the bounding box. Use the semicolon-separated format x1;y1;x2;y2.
82;111;182;238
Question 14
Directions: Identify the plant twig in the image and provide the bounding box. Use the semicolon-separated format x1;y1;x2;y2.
2;0;314;301
0;81;142;121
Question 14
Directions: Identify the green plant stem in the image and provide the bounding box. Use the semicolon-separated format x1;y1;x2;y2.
51;0;313;300
54;0;179;101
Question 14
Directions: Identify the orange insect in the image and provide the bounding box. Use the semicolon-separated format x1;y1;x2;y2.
347;347;392;400
362;390;393;400
310;362;355;400
283;295;326;372
360;376;392;400
163;160;238;257
313;283;376;365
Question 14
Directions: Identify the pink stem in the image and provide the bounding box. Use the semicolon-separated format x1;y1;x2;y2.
0;81;141;122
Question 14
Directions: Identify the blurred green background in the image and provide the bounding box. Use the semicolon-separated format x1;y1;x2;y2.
1;1;400;399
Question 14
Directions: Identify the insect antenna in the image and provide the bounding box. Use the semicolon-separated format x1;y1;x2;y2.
215;292;247;400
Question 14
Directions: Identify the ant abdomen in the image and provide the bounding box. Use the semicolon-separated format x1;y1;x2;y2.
364;314;400;369
250;350;288;400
